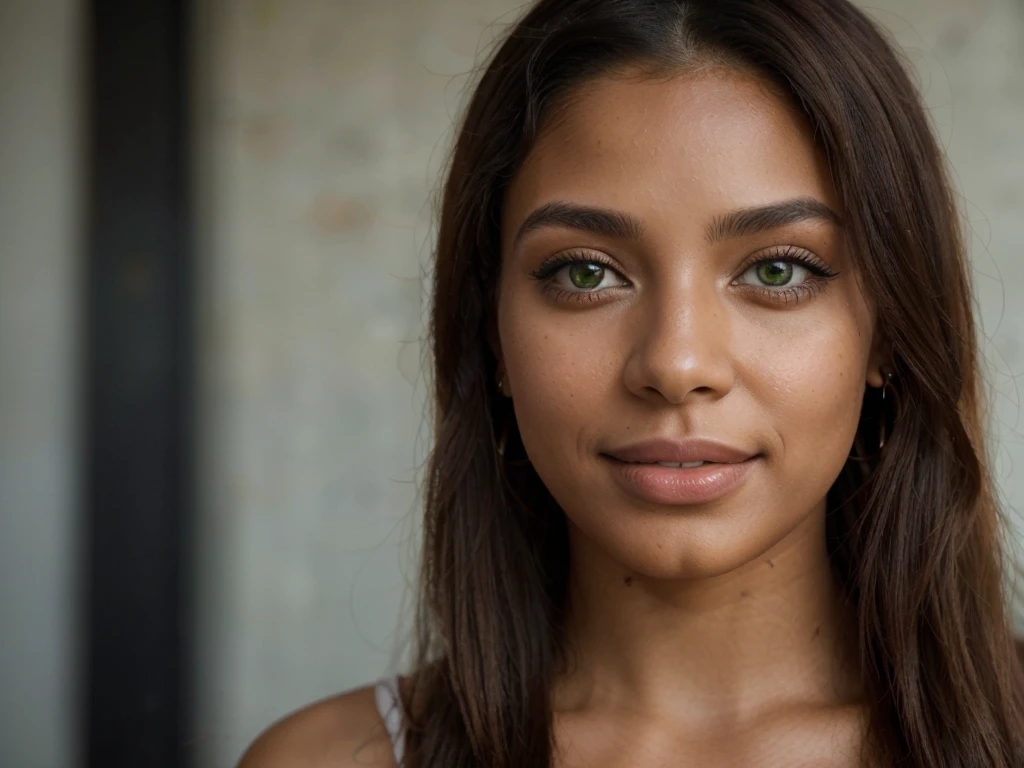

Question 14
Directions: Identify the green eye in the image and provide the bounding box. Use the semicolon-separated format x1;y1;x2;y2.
756;261;793;286
568;263;605;289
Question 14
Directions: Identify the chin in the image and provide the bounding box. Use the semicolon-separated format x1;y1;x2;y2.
572;506;791;580
565;485;830;583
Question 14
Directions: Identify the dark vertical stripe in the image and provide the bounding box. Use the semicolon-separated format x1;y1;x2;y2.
83;1;193;766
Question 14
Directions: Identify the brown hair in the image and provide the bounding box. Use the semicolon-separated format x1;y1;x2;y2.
407;1;1024;765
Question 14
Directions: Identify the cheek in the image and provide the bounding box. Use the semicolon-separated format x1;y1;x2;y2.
497;289;621;462
749;312;869;476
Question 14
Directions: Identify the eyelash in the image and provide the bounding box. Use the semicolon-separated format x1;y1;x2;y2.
530;250;628;304
737;245;840;304
530;246;840;306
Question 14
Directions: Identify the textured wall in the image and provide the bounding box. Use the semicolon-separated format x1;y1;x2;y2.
0;1;81;766
191;2;519;764
192;1;1024;766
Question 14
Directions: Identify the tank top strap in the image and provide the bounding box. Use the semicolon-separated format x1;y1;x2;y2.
373;675;406;765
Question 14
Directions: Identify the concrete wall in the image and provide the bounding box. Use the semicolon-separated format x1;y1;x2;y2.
191;1;1024;766
0;1;82;766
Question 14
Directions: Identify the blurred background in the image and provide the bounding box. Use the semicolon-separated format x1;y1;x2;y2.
1;0;1023;766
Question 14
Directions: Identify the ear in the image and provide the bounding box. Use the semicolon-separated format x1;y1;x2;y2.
865;330;890;389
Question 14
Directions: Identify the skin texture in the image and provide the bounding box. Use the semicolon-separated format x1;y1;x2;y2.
239;66;887;767
496;66;884;766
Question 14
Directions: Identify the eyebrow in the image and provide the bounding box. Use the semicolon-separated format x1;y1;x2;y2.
706;197;843;244
513;201;645;248
512;196;842;249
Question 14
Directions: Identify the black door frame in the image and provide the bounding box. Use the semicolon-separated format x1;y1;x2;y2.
83;2;194;766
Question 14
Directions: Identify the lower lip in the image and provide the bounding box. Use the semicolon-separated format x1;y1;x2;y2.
603;456;759;506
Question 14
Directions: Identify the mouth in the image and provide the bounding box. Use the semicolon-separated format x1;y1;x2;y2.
599;438;760;506
601;437;758;466
628;460;710;469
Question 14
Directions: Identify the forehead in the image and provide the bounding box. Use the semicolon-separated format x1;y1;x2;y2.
502;66;839;244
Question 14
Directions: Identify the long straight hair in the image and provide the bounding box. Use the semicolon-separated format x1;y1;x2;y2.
408;1;1024;765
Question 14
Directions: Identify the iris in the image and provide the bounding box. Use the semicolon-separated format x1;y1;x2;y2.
757;260;793;286
569;263;605;289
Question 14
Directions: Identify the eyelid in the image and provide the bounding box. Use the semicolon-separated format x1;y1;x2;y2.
530;244;836;293
731;244;838;281
729;244;840;306
530;248;627;281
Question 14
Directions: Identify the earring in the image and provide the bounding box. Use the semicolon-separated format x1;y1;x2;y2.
496;421;508;457
495;372;510;457
878;371;891;449
497;374;511;398
848;369;898;463
877;369;899;450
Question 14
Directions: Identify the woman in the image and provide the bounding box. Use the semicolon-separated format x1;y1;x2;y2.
240;0;1024;765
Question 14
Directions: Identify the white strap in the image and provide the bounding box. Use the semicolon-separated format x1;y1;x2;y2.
374;675;406;765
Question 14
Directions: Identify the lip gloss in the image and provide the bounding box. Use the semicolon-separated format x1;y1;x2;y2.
605;457;758;505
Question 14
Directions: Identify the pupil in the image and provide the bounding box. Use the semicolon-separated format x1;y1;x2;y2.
758;261;792;286
570;263;604;289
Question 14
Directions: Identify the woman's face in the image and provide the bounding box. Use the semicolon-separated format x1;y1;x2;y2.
497;66;884;581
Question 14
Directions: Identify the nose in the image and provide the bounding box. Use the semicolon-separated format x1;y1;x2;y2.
622;285;735;406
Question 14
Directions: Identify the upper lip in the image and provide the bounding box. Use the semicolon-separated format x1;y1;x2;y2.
602;438;757;465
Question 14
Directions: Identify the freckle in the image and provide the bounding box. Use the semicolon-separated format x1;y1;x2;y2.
740;591;751;599
624;576;633;587
767;559;775;568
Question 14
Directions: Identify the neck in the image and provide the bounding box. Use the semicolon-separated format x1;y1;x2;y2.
554;507;860;723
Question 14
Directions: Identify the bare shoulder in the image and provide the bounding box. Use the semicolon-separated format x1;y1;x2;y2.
236;684;396;768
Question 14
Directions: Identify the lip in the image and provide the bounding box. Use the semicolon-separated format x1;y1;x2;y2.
603;437;756;465
601;438;760;506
